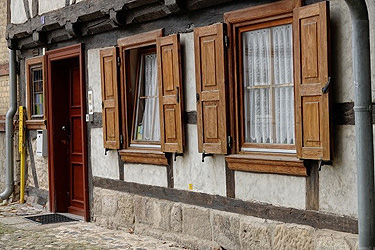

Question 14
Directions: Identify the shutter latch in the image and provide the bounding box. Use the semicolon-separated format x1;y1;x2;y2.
173;152;183;161
117;56;121;67
224;35;229;49
322;77;331;94
120;135;123;144
227;135;232;150
318;160;332;171
176;86;180;103
202;151;213;162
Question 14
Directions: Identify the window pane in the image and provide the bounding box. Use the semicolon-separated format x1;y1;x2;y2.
133;52;160;142
242;24;294;145
31;67;43;117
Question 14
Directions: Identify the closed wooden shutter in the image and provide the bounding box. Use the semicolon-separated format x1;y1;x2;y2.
100;47;121;149
294;1;331;160
157;34;184;153
194;23;228;154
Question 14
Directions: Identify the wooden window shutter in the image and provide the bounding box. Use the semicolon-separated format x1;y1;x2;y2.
294;1;331;160
156;34;185;153
100;47;121;149
194;23;228;154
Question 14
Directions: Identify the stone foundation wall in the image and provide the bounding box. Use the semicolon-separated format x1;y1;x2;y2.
92;187;358;250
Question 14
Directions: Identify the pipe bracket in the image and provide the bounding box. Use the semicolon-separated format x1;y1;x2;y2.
353;105;372;113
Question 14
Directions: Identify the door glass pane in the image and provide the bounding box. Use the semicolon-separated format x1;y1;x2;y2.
242;24;294;144
133;52;160;142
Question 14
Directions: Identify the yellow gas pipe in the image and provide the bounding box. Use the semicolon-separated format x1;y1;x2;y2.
18;106;25;204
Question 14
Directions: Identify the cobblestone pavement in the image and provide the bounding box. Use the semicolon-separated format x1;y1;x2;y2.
0;202;189;250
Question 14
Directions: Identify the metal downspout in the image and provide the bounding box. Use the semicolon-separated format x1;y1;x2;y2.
343;0;374;249
0;49;17;200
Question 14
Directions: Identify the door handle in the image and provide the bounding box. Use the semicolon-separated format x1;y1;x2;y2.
62;126;67;131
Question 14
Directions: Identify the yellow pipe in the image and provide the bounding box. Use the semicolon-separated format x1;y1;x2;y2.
19;106;25;204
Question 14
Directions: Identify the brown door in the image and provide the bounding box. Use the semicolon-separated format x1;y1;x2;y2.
46;44;89;220
68;67;85;215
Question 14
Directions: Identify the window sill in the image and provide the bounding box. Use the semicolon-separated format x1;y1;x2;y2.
225;153;306;176
26;119;46;130
118;149;168;166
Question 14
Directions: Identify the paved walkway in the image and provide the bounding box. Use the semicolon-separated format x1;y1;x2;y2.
0;202;189;250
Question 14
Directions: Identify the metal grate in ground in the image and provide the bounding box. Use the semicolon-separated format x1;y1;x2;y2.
24;213;78;224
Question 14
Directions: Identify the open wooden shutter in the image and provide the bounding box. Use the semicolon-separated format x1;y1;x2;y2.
194;23;228;154
157;34;184;153
294;1;330;160
100;47;120;149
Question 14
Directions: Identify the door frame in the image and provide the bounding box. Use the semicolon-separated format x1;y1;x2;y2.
45;44;89;221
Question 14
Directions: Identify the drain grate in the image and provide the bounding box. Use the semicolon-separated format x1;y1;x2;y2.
24;214;78;224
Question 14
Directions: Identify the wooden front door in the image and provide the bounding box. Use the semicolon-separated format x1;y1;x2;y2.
46;44;89;221
68;67;85;215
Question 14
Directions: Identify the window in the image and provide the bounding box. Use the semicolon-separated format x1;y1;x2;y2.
26;56;46;129
100;29;184;165
131;50;161;146
30;66;44;117
240;20;295;152
222;0;331;175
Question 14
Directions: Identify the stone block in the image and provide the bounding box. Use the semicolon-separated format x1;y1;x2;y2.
182;205;212;241
153;200;172;231
101;189;118;217
91;187;102;216
212;211;241;250
239;218;272;250
134;196;154;225
114;192;134;227
171;203;182;233
273;224;314;250
315;231;353;250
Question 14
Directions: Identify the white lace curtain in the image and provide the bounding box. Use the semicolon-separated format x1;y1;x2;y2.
137;53;160;141
242;24;294;145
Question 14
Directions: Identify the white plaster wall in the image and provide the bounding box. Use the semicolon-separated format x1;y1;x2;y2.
319;126;357;217
91;128;120;179
235;172;306;209
173;32;227;196
174;124;227;196
180;32;196;112
124;164;168;187
11;0;28;24
38;0;65;15
87;48;102;113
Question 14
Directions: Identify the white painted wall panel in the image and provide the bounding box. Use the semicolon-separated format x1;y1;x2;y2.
38;0;65;15
91;128;120;179
180;32;196;112
87;48;102;113
11;0;28;24
173;124;226;196
124;164;168;187
235;171;306;210
319;126;358;217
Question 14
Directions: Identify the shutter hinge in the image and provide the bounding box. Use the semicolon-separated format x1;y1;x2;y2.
120;135;123;144
117;56;121;67
227;135;232;149
101;101;104;109
224;35;229;49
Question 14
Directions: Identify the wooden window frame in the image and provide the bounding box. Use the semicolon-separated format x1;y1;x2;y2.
117;29;168;165
25;56;46;130
224;0;307;176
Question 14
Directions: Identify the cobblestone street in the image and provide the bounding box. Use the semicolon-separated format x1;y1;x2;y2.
0;202;189;250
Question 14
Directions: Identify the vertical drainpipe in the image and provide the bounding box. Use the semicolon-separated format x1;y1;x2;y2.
0;49;17;200
343;0;375;249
